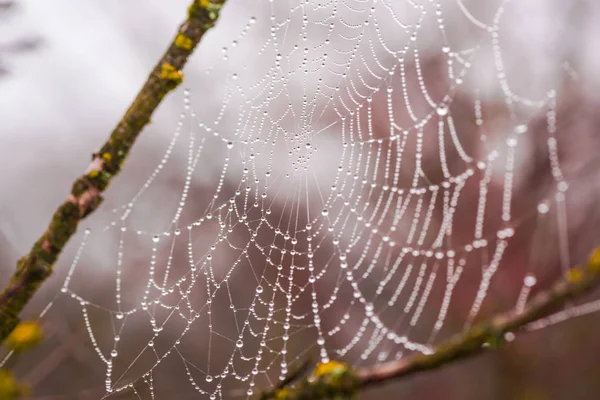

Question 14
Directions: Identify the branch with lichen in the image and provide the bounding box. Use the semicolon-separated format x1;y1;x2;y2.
259;247;600;399
0;0;227;342
0;320;43;399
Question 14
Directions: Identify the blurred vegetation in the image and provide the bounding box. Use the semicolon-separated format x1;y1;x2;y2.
0;321;42;399
0;370;28;400
5;321;42;353
0;1;41;77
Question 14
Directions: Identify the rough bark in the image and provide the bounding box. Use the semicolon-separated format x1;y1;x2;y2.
0;0;227;342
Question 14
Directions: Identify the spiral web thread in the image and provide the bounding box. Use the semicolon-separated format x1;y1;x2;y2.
48;0;598;398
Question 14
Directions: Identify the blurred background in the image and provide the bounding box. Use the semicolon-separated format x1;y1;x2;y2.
1;0;600;399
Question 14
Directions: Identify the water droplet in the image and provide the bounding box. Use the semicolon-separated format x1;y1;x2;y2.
321;208;329;216
236;339;244;348
558;181;569;192
116;312;124;320
227;141;234;149
205;375;213;383
436;105;448;116
111;350;118;358
524;274;537;287
537;202;550;214
152;235;160;243
256;285;263;294
515;124;528;134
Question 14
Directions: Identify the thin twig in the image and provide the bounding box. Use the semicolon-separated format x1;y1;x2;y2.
259;248;600;399
0;0;227;342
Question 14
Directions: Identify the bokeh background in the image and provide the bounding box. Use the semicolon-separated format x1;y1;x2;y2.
1;0;600;399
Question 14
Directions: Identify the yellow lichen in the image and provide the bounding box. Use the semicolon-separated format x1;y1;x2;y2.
588;247;600;273
0;369;28;400
6;321;43;352
309;360;360;397
175;34;193;50
160;63;184;85
101;152;112;162
566;267;583;283
87;170;99;178
188;0;221;21
312;360;348;378
273;388;290;400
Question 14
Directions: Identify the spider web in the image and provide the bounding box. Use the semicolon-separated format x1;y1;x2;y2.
35;0;599;398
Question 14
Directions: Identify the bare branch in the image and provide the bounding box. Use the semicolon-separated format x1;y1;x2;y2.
0;0;227;342
260;248;600;399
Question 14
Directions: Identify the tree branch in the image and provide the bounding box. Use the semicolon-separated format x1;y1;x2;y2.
0;0;227;342
260;248;600;399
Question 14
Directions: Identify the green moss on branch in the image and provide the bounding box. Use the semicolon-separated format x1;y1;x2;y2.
356;247;600;389
260;361;361;400
0;0;227;343
256;248;600;399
